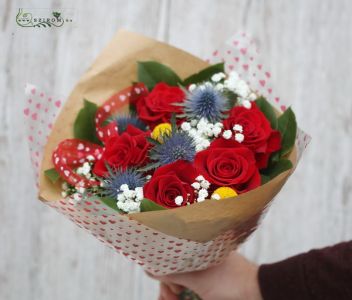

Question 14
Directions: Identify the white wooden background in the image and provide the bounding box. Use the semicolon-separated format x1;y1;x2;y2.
1;0;351;299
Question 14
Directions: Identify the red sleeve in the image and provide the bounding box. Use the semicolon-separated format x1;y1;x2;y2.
258;241;352;300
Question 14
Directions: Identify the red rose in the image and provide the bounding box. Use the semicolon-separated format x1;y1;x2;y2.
93;125;150;177
223;102;281;169
136;82;185;129
194;139;260;193
143;160;198;208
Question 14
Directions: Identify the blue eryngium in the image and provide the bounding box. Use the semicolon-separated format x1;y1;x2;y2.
149;131;196;168
182;85;228;122
103;168;145;199
115;115;146;134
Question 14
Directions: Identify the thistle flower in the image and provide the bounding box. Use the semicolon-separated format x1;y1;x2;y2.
151;131;196;165
114;115;146;134
102;168;146;199
141;115;196;171
143;122;195;172
181;85;228;122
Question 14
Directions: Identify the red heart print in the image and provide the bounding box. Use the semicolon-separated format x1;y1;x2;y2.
259;80;266;87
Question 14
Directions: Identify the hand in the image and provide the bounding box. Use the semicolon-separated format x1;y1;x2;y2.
150;251;263;300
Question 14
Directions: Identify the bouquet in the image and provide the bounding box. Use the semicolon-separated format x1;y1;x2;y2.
24;30;310;280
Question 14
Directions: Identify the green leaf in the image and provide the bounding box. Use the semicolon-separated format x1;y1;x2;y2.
260;174;271;185
138;162;161;173
53;11;61;19
44;168;60;183
269;151;281;165
170;113;177;132
140;198;166;212
137;61;182;90
261;159;293;180
146;136;161;145
277;107;297;156
255;97;278;129
183;63;225;86
179;289;202;300
100;197;124;213
222;89;238;109
129;103;137;115
73;99;101;144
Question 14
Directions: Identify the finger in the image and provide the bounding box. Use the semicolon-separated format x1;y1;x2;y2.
160;282;179;300
145;271;157;279
149;271;185;297
156;271;203;290
164;282;184;295
147;269;196;287
147;271;188;294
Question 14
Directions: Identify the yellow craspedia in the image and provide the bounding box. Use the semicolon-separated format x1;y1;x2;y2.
211;187;238;200
151;123;172;142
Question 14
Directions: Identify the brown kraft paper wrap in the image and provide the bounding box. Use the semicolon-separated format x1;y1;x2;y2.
24;29;309;275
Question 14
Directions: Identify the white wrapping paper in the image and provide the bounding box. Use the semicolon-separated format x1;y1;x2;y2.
24;31;310;275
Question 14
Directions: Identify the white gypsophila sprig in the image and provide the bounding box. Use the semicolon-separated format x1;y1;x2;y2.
211;193;221;200
174;192;194;206
65;162;92;203
62;161;99;204
180;118;223;152
174;195;184;206
116;184;144;213
222;130;232;140
77;162;92;178
221;123;246;144
191;175;210;202
223;71;257;108
211;72;226;83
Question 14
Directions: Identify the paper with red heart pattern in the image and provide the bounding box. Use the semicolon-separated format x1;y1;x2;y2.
24;32;310;275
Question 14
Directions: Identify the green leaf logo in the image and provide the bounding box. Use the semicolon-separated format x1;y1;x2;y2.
16;8;66;28
52;11;61;20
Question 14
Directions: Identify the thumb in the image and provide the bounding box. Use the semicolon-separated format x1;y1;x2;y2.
154;270;207;294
